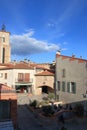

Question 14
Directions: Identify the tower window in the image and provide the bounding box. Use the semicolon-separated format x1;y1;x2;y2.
2;48;5;63
2;37;5;42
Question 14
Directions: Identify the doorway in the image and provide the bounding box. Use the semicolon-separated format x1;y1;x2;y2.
42;86;48;94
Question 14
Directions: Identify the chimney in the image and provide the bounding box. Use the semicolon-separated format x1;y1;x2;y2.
80;56;82;59
13;60;16;65
72;54;75;58
56;50;61;55
24;59;27;63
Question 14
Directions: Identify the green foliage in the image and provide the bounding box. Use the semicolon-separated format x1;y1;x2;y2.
39;100;49;106
30;100;37;108
48;92;55;100
74;103;84;117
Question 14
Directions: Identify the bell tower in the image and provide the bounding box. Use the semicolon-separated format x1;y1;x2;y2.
0;24;11;63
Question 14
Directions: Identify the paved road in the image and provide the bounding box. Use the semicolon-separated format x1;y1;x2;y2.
17;94;87;130
17;105;46;130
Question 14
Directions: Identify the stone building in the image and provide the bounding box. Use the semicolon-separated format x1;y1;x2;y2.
55;51;87;107
35;70;54;95
0;25;11;63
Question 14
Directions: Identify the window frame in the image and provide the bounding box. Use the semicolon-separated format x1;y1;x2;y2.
62;81;66;92
57;81;61;91
5;73;7;79
67;82;76;94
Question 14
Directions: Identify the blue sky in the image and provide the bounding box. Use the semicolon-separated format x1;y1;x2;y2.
0;0;87;63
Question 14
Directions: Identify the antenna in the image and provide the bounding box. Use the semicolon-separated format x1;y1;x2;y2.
58;47;62;52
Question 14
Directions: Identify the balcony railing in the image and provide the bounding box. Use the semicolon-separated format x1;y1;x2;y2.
15;78;33;83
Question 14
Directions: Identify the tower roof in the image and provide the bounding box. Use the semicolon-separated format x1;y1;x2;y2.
1;24;6;31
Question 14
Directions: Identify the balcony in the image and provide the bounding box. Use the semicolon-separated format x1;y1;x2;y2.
15;78;33;85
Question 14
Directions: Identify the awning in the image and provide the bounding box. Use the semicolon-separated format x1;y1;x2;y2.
15;82;32;86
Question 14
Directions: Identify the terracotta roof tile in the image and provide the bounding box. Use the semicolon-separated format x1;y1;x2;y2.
0;62;34;70
0;84;15;93
56;54;87;63
35;70;54;76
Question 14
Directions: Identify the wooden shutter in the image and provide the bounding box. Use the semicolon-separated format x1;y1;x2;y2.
57;81;60;91
25;73;30;82
62;81;65;92
18;73;24;82
67;82;70;93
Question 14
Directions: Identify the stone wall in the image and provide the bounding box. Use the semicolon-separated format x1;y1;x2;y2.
35;75;54;95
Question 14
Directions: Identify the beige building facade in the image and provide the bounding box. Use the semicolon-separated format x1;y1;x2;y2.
0;62;55;95
0;27;10;63
0;62;35;94
55;51;87;108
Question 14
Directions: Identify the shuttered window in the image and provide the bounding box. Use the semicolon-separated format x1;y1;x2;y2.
5;73;7;79
62;81;66;92
67;82;76;94
67;82;70;92
72;82;76;94
25;73;30;82
18;73;24;82
57;81;61;91
18;73;30;82
62;69;66;77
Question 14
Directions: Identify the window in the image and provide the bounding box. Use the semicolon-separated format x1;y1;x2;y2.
5;73;7;79
62;69;66;77
2;48;5;63
67;82;70;92
71;82;76;93
0;73;3;78
18;73;24;82
57;81;61;91
18;73;30;82
25;73;30;82
67;82;76;94
2;37;5;42
62;81;66;91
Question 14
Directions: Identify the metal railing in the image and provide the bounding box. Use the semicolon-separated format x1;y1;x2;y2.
15;78;33;83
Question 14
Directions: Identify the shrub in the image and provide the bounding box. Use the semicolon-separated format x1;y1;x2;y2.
42;105;54;116
48;92;55;101
39;100;49;106
30;100;37;108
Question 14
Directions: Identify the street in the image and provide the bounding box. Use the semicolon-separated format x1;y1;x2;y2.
17;94;87;130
